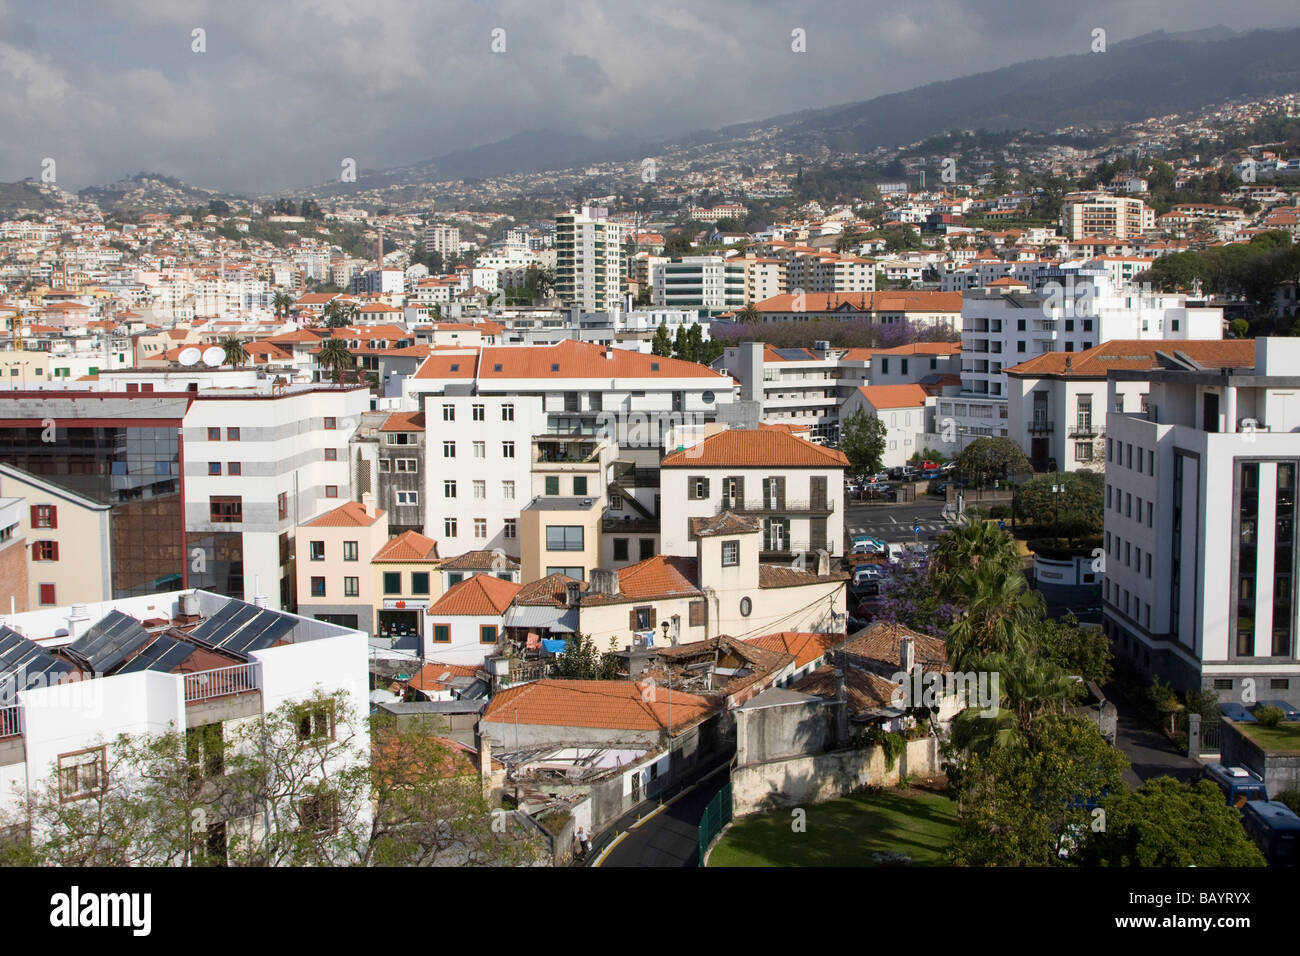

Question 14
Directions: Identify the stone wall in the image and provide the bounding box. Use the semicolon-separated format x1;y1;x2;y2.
1220;719;1300;796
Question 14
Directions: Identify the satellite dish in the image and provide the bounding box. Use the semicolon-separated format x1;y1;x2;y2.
177;347;201;367
201;346;226;367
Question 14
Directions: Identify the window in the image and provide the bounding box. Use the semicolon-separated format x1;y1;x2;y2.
208;461;222;475
610;494;622;510
444;518;458;537
411;572;430;595
297;794;340;837
32;540;58;561
639;539;655;560
502;480;515;500
324;417;337;430
344;576;359;597
690;476;710;500
296;701;336;743
474;518;487;539
443;441;456;458
633;606;655;630
378;459;391;472
739;596;752;617
442;404;455;421
228;462;242;476
473;480;486;499
880;358;889;375
395;459;417;473
545;476;560;495
209;496;242;523
208;427;221;441
343;540;358;562
473;441;486;458
309;540;325;561
325;486;339;499
432;624;451;643
58;747;106;801
472;404;485;421
722;540;739;566
502;441;515;458
546;526;585;551
480;625;498;644
502;404;514;422
613;538;629;561
279;492;289;520
689;600;707;628
396;491;418;505
383;572;401;595
227;427;240;441
310;576;326;597
547;566;584;579
39;583;56;606
503;519;517;539
573;476;588;496
31;504;57;529
325;448;338;461
444;480;457;498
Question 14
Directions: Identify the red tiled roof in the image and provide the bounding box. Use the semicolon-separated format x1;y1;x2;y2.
303;500;385;528
427;573;521;616
414;339;725;381
745;632;843;669
514;573;586;607
661;428;848;468
379;411;425;432
482;679;713;733
1005;339;1255;378
578;555;701;606
855;384;929;409
372;530;439;563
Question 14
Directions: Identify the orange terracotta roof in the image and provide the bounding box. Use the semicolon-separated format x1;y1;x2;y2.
843;620;946;671
581;555;700;605
514;573;586;607
372;530;439;563
427;573;522;616
855;384;929;409
303;500;385;528
441;550;519;571
757;565;849;588
1005;339;1255;378
414;339;725;381
404;661;480;695
379;411;425;432
482;679;713;733
745;631;843;669
662;428;848;468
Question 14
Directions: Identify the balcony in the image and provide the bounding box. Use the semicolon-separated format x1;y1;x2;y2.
1068;424;1097;439
184;662;261;704
718;498;835;516
602;516;660;533
1027;419;1054;435
0;704;19;740
534;438;600;464
759;540;832;558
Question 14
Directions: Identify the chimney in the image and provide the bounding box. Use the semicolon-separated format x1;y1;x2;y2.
834;667;850;746
475;727;493;793
564;582;582;607
589;568;620;598
362;491;376;518
816;550;830;576
899;635;915;675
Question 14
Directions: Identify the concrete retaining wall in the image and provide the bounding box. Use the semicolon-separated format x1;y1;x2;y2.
1220;719;1300;796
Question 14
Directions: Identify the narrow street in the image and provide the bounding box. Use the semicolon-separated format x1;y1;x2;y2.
1103;681;1203;789
597;763;731;867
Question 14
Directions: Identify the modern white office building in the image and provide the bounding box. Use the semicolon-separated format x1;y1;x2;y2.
555;208;623;312
651;256;746;313
1102;338;1300;704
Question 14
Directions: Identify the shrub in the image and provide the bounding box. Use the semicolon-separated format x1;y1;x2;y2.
1255;705;1285;729
988;505;1011;519
1275;789;1300;815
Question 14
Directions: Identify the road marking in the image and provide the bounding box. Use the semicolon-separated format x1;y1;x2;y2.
630;803;668;829
593;831;627;867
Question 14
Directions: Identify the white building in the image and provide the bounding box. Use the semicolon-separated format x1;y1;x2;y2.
1102;338;1300;705
840;384;932;470
652;256;746;313
555;208;623;312
0;589;370;856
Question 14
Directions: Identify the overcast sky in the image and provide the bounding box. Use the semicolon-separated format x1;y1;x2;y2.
2;0;1297;194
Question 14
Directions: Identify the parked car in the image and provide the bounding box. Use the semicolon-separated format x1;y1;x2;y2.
852;565;883;587
928;480;948;496
851;535;887;554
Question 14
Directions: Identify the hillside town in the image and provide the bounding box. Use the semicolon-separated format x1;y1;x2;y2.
2;30;1300;890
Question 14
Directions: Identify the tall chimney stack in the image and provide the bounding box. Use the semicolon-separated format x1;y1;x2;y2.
377;226;384;269
362;491;376;518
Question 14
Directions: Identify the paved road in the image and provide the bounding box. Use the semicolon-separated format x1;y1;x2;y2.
1103;680;1203;789
599;764;731;867
844;499;950;547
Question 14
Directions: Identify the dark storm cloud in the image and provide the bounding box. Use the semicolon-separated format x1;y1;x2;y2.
0;0;1296;193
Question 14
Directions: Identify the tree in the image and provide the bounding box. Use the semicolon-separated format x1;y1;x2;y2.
651;321;672;356
949;715;1129;866
1014;471;1104;545
1229;317;1251;338
943;561;1044;668
952;437;1031;489
321;299;357;329
317;337;355;384
1034;612;1113;687
551;633;618;680
272;291;295;318
663;233;692;257
736;301;762;324
839;408;887;478
1077;778;1266;867
220;335;248;368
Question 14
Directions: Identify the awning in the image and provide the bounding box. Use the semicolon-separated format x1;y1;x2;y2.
541;638;569;654
504;606;578;633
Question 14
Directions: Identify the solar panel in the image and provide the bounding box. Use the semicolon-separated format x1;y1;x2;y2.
774;348;813;360
68;610;152;674
221;609;297;654
0;626;78;698
195;603;262;647
116;634;199;675
187;601;244;642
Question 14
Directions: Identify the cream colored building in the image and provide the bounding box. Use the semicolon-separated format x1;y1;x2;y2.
519;496;602;584
296;495;388;632
370;529;443;644
0;464;112;608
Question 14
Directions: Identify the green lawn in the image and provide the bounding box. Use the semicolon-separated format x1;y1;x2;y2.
707;788;956;867
1241;722;1300;752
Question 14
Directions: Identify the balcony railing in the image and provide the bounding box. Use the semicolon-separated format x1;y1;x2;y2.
184;662;261;704
1068;424;1097;438
759;540;833;557
0;705;20;739
602;516;660;533
718;498;835;516
1027;420;1053;435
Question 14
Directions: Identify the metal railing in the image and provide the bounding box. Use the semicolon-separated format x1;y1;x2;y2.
0;705;20;739
717;498;835;516
183;662;261;703
697;782;733;864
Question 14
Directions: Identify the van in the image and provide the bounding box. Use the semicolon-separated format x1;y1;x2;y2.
1201;764;1269;809
1240;800;1300;867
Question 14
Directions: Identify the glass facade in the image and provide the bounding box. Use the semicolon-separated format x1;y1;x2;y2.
1274;463;1295;657
1237;462;1259;656
0;424;184;597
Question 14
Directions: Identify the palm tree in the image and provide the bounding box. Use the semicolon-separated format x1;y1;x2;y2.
737;301;762;324
317;337;354;384
949;651;1079;755
271;291;294;318
219;336;248;368
943;562;1044;669
930;520;1022;589
321;299;357;329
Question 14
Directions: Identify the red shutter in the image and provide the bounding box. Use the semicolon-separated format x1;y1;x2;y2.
39;583;56;605
29;505;38;526
47;506;56;529
51;541;59;561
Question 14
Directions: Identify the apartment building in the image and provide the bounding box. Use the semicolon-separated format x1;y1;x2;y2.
840;385;932;469
948;271;1224;453
651;256;746;313
555;208;623;312
423;223;462;258
0;498;25;614
748;291;961;330
659;428;847;559
0;589;370;857
371;530;442;644
295;496;389;632
1102;338;1300;705
1005;339;1257;472
785;253;877;296
1059;191;1155;241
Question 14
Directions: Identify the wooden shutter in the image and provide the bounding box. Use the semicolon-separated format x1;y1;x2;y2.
776;477;786;510
811;475;827;510
630;608;639;630
689;600;707;627
734;476;744;509
648;608;657;628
